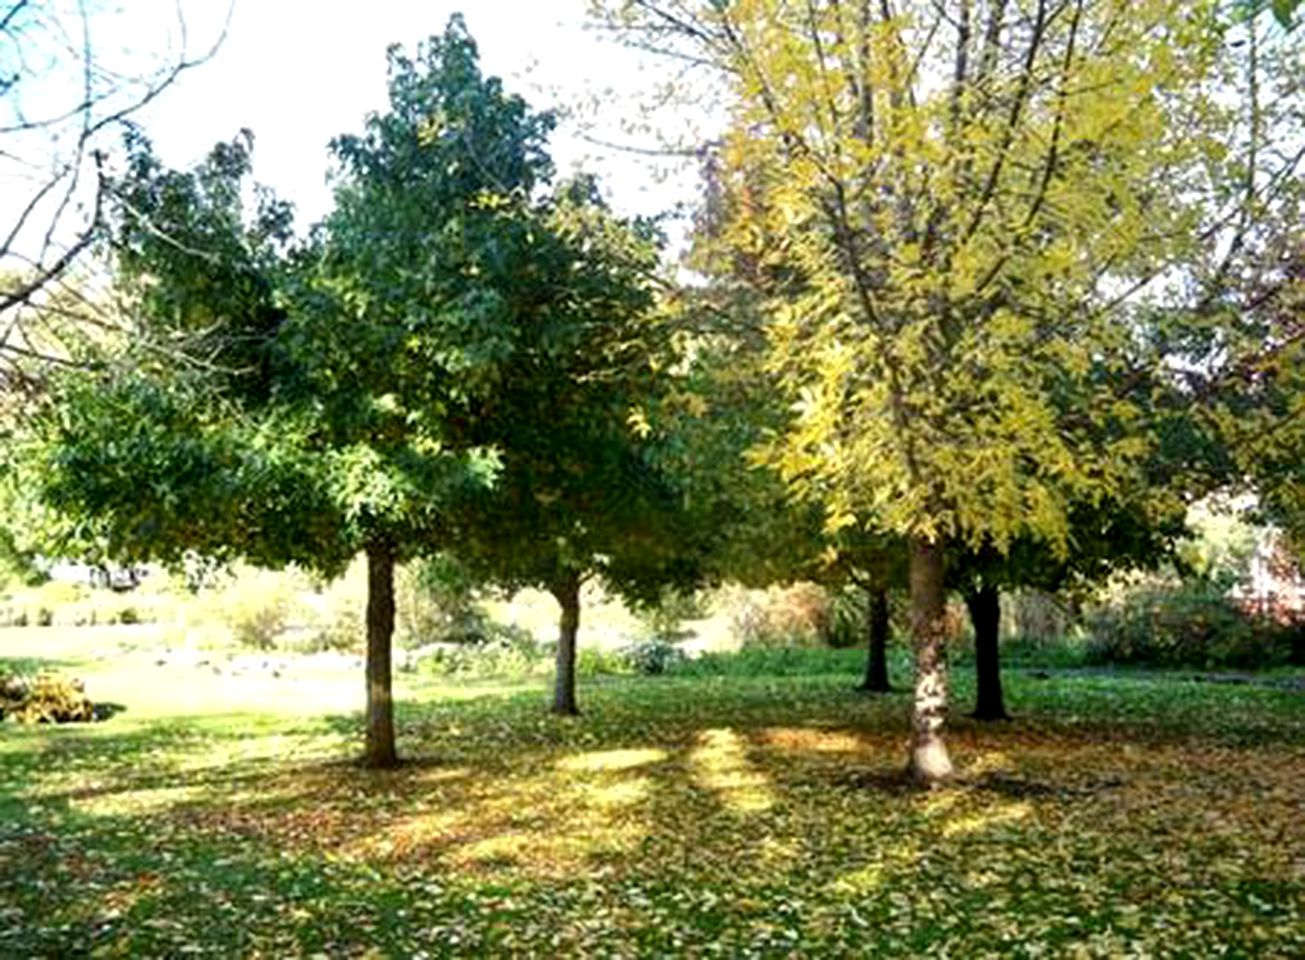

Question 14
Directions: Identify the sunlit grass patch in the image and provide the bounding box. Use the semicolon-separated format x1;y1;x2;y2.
0;649;1303;956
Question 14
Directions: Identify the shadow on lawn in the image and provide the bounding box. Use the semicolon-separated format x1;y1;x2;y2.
3;673;1304;957
0;654;80;675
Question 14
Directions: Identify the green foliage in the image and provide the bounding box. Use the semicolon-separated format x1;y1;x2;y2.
673;645;869;678
0;524;45;589
412;627;545;679
576;645;633;678
619;638;688;676
823;586;878;650
309;607;363;655
396;555;490;647
444;175;696;607
1086;578;1303;669
633;586;703;640
108;129;294;403
1235;0;1302;28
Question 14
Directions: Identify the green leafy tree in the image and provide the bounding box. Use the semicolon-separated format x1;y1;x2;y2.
447;180;698;716
289;20;564;761
16;19;581;767
1236;0;1301;28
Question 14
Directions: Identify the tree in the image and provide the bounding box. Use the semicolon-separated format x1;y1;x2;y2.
447;180;698;716
294;20;564;760
596;0;1304;784
1;0;227;384
1236;0;1302;28
16;20;577;768
950;496;1185;720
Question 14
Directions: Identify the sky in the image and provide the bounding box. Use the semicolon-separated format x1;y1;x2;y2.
1;0;710;266
133;0;703;229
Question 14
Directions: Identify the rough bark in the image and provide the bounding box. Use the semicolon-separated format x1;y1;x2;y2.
551;573;582;716
908;536;954;786
966;583;1010;721
859;585;892;693
364;540;398;768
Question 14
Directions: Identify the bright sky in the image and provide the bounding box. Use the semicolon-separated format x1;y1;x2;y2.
1;0;708;266
135;0;701;229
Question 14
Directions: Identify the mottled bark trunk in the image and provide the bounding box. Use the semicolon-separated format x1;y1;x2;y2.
551;573;582;716
966;584;1010;721
908;537;954;786
859;586;892;693
364;540;398;769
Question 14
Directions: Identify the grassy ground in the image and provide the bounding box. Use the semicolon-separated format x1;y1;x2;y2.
2;629;1303;957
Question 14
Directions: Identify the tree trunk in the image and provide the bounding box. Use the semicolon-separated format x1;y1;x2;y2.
908;536;954;786
551;573;582;716
364;540;398;769
859;585;892;693
966;583;1010;721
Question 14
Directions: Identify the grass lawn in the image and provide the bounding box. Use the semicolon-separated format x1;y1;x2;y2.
2;629;1303;957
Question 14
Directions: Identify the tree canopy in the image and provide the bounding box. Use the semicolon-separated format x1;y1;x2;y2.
596;0;1305;782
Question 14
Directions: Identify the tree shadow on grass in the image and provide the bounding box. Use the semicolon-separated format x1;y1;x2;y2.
0;654;79;675
3;672;1304;956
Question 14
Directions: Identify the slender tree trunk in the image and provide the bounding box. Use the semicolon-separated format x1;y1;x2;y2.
859;585;892;693
908;536;954;786
966;583;1010;721
364;540;398;769
551;573;582;716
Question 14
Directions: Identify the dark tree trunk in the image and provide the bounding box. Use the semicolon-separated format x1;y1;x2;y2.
364;540;398;768
908;536;954;786
551;573;582;716
858;585;892;693
966;583;1010;721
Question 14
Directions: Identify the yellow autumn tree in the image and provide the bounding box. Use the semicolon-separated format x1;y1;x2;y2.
596;0;1304;784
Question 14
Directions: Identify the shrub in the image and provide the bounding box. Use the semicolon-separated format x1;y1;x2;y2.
823;587;870;649
310;607;364;654
397;555;491;648
413;626;545;679
577;646;631;678
0;671;98;724
673;646;865;678
635;586;703;642
620;639;687;676
1004;590;1077;645
1086;578;1301;670
731;583;832;650
223;586;291;650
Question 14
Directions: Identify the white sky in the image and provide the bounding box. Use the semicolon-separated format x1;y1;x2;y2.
1;0;709;262
133;0;702;228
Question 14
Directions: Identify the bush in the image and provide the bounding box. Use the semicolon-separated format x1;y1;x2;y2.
577;646;631;678
672;646;866;678
310;607;364;654
635;586;703;641
1086;579;1301;670
730;583;832;650
823;587;869;649
0;671;98;724
620;638;688;676
223;587;291;651
413;626;545;679
397;555;491;648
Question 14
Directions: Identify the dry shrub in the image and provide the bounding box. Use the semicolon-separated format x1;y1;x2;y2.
732;582;832;649
0;671;97;723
